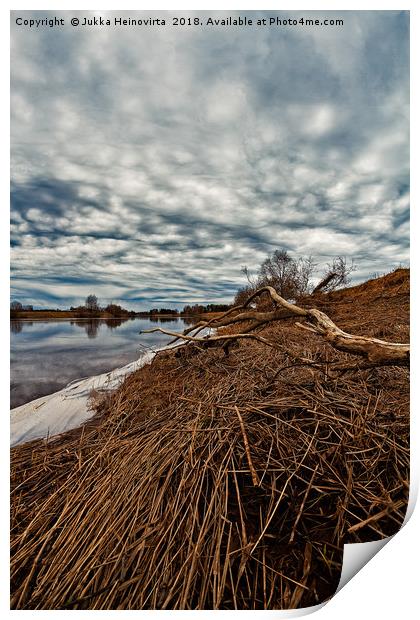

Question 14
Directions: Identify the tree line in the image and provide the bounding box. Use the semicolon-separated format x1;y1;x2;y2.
10;301;34;318
140;304;231;316
70;295;136;317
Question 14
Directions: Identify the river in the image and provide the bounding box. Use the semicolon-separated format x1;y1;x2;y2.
10;317;194;408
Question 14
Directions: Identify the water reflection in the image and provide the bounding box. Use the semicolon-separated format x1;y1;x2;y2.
70;319;100;339
105;318;128;330
11;320;29;334
10;316;184;336
181;316;200;326
10;317;193;408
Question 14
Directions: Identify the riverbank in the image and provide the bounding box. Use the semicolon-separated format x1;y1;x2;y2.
10;349;157;446
10;270;409;609
11;320;214;444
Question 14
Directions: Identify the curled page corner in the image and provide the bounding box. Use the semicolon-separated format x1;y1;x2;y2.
403;483;418;525
336;538;392;594
285;601;327;617
335;476;417;596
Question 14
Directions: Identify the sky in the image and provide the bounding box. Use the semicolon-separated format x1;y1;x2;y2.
10;10;409;310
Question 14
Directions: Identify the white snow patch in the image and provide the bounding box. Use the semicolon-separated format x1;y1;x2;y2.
10;349;157;447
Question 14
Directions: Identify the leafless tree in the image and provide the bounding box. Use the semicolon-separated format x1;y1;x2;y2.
257;250;316;299
85;294;99;313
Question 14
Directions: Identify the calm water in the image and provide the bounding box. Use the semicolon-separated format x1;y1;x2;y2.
10;317;194;408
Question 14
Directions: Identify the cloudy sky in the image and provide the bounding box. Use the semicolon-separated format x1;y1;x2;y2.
11;10;409;310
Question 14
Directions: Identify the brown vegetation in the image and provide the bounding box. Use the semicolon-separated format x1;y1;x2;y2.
11;309;82;319
10;269;409;610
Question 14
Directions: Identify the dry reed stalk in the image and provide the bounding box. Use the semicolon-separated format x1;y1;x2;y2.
234;406;259;487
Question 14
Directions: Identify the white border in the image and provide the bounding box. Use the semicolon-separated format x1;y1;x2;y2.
3;2;417;618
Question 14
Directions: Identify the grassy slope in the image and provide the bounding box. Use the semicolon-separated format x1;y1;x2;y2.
10;269;409;610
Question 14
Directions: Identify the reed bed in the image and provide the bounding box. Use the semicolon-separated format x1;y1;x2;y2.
10;271;409;609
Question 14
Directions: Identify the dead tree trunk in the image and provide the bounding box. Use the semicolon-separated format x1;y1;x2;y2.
141;286;409;368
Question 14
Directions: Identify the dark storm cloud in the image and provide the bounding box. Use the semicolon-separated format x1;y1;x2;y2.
11;10;409;309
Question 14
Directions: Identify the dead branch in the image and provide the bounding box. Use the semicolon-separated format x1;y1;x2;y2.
312;272;338;294
142;286;409;368
140;326;279;350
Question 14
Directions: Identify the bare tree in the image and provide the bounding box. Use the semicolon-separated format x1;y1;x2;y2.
85;294;99;313
293;256;317;296
257;250;315;299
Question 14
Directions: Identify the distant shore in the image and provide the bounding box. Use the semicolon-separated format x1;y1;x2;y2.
11;310;125;320
11;310;224;320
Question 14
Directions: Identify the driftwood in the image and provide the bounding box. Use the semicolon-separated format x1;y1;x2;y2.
142;286;409;368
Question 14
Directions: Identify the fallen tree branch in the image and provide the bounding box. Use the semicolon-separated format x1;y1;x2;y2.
304;307;409;365
140;327;279;350
141;286;409;368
